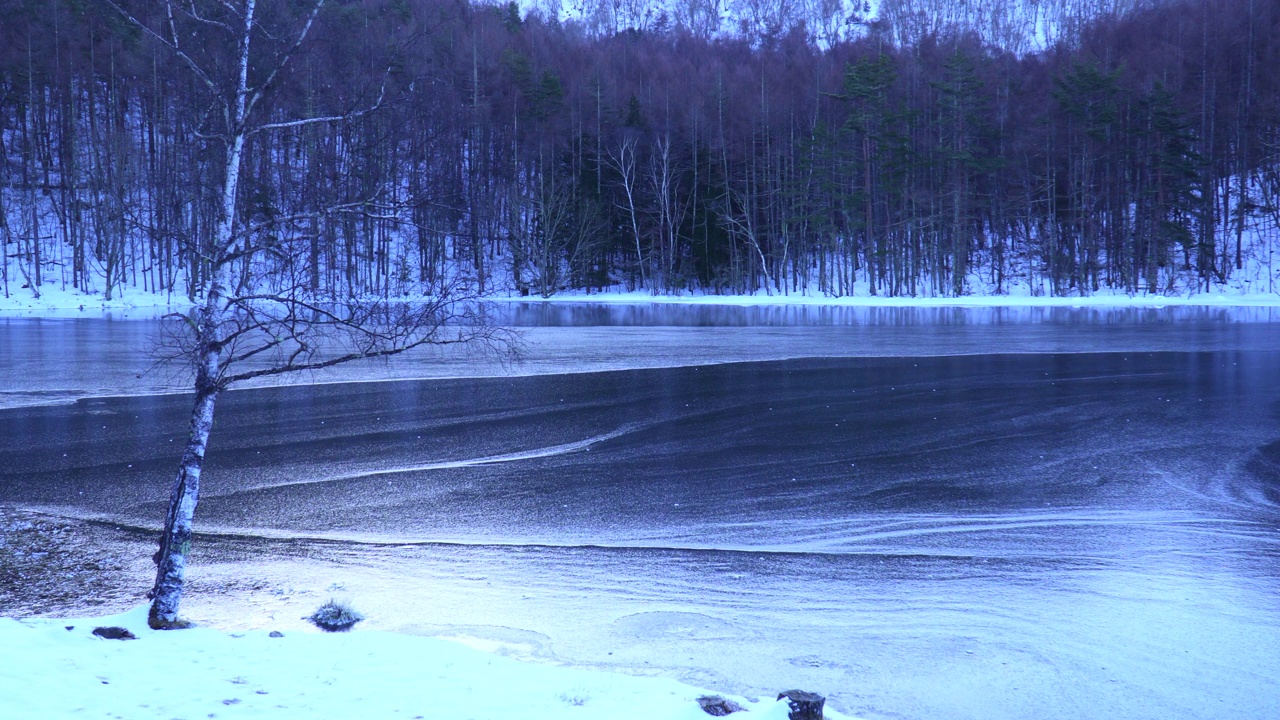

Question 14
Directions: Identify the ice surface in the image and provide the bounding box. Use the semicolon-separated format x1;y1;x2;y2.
2;306;1279;718
4;303;1280;410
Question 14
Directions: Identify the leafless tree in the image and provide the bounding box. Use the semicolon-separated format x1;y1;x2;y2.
722;177;774;295
672;0;725;37
605;134;647;289
106;0;508;628
647;133;692;288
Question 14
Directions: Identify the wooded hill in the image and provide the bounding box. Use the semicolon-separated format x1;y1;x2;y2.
2;0;1278;301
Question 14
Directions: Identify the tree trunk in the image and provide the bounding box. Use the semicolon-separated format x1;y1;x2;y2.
147;344;219;628
147;0;252;625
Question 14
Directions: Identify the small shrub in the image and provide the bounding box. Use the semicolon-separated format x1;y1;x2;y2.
306;599;364;632
558;692;588;707
91;626;137;640
147;611;194;630
697;695;744;716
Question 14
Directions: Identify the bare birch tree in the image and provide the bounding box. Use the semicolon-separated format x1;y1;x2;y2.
107;0;505;629
647;134;691;288
605;134;647;289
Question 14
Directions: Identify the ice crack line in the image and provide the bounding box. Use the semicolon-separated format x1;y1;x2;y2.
223;423;643;496
336;423;641;481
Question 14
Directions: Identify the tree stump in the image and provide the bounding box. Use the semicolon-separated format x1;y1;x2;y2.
777;690;824;720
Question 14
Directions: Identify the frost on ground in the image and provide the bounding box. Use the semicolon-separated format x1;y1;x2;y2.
0;607;848;720
0;510;149;616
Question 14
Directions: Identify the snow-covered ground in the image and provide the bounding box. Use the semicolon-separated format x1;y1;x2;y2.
4;276;1280;319
0;607;845;720
493;288;1280;307
0;284;194;318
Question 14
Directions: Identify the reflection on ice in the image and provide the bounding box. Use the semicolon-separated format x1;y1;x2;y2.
496;301;1280;327
4;303;1280;411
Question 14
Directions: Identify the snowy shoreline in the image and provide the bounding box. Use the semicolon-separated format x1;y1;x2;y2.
4;283;1280;319
493;289;1280;308
0;607;852;720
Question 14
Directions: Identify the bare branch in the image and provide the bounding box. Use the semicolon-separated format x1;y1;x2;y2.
249;78;388;136
245;0;328;118
175;0;234;32
212;0;242;18
215;296;515;386
102;0;221;97
221;334;459;385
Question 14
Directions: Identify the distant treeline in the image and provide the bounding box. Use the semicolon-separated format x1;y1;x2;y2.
1;0;1278;300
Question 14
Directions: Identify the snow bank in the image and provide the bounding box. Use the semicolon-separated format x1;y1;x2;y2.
6;279;1280;320
0;284;193;318
0;607;850;720
495;288;1280;308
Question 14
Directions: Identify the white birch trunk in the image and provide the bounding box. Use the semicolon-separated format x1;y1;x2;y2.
147;363;217;626
147;0;254;628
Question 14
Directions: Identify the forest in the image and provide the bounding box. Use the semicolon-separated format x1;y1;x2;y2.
1;0;1278;301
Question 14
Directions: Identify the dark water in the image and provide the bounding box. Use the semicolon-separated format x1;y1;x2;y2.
1;305;1279;718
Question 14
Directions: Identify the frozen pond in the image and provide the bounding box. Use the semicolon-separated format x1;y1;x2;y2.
4;302;1280;410
2;303;1279;718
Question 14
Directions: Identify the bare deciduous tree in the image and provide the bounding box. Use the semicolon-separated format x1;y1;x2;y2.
605;134;647;289
107;0;507;628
